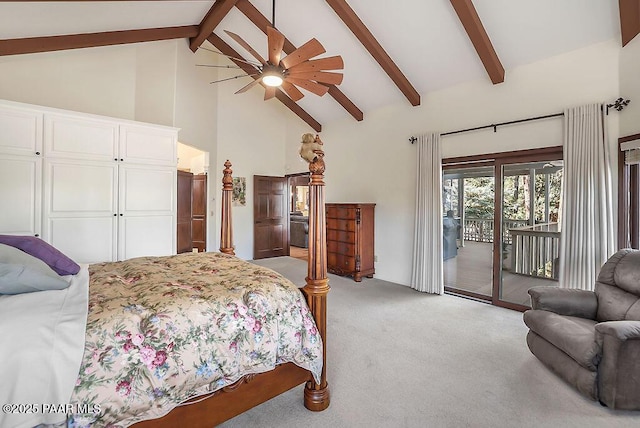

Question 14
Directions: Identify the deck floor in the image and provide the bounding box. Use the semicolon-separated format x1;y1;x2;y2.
444;241;557;307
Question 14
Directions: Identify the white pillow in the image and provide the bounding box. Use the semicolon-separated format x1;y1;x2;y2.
0;244;69;294
0;264;89;427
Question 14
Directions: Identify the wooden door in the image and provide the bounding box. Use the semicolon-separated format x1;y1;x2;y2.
176;170;193;253
192;174;207;252
254;175;288;259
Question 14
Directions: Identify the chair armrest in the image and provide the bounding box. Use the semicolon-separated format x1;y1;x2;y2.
595;320;640;341
595;320;640;409
527;286;597;318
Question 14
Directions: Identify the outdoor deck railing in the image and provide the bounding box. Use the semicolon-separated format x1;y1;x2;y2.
461;218;560;280
509;223;560;280
463;217;529;244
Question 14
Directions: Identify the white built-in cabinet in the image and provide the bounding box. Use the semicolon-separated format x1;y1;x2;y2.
0;100;178;264
0;103;42;237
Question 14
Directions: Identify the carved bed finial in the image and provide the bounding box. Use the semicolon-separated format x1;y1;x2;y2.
222;160;233;188
299;133;325;173
308;134;325;177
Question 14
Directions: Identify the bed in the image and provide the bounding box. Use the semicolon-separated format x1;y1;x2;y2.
0;140;330;427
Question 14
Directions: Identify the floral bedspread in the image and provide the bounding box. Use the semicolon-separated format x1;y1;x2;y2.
68;252;323;428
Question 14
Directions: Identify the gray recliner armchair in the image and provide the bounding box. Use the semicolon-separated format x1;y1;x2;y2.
290;214;309;248
523;248;640;410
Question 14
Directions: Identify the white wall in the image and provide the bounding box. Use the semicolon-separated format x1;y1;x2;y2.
214;66;302;259
620;35;640;137
177;143;207;174
134;41;177;127
305;40;621;287
0;44;137;119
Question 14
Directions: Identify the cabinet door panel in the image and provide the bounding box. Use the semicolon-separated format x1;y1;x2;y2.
119;215;174;260
48;217;117;263
119;165;175;214
45;160;117;215
192;175;207;216
119;124;177;166
44;114;118;160
0;155;41;236
192;218;205;245
0;104;42;156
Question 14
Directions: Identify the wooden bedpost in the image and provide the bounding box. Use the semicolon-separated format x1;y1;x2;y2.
303;135;330;411
220;160;235;255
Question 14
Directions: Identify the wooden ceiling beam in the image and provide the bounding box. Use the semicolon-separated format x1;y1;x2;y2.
235;0;363;121
0;26;198;56
207;33;322;132
450;0;504;84
273;90;322;132
619;0;640;47
324;0;420;106
190;0;239;52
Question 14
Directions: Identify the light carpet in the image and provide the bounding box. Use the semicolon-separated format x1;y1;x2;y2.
219;257;639;428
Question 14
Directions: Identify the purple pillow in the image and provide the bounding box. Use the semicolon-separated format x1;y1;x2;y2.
0;235;80;276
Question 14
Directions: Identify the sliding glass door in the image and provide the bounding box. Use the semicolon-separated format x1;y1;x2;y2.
498;160;563;307
442;165;495;300
443;148;563;310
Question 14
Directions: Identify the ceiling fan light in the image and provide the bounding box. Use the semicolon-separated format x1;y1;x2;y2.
262;72;283;87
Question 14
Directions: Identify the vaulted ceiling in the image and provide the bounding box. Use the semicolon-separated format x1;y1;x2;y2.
0;1;637;132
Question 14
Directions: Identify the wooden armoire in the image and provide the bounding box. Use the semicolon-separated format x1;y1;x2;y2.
326;203;375;282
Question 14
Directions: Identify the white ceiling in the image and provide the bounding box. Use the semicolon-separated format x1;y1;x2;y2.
0;1;622;126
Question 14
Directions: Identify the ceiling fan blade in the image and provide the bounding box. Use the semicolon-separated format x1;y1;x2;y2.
280;38;326;70
267;26;285;66
285;77;330;97
286;71;343;85
264;86;277;100
287;56;344;73
224;30;267;65
280;81;304;102
235;79;261;94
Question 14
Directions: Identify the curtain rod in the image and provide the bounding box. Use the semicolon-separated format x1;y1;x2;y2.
409;112;563;144
409;97;631;144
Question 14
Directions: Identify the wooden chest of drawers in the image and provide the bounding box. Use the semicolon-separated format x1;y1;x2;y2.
326;203;375;282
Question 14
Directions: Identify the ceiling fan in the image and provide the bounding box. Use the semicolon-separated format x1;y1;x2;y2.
202;0;344;102
224;27;344;102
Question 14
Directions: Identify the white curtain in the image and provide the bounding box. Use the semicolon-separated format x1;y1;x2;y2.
559;103;615;290
410;133;444;294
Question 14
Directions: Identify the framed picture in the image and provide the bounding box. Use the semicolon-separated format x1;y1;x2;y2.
232;177;246;206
